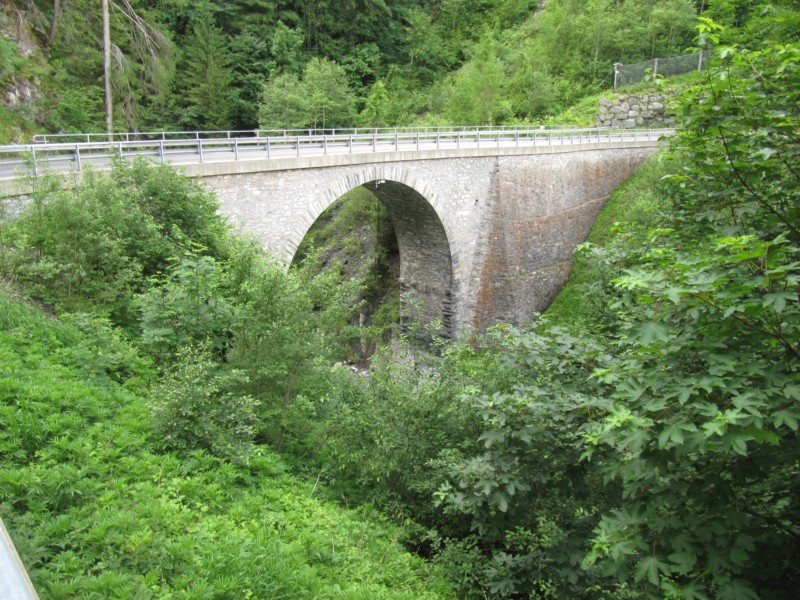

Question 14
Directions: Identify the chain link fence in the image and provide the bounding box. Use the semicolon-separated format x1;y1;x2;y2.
614;51;707;91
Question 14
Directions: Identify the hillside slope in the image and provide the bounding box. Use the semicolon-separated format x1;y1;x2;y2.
0;288;452;598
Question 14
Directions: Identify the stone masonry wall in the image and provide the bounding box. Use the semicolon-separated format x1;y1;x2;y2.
596;91;675;129
203;146;658;334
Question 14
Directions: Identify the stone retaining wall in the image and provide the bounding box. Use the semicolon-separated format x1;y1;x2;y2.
597;91;675;129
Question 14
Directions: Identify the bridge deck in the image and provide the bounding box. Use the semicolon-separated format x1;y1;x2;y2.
0;127;670;196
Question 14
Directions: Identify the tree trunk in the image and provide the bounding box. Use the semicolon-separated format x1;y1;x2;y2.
46;0;62;46
102;0;112;134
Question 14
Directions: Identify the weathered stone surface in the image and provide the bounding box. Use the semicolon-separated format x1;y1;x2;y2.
203;145;657;334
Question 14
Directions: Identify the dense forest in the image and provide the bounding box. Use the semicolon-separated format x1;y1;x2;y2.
2;0;800;598
3;0;708;140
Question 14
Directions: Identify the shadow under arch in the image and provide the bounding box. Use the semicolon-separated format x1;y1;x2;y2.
290;176;455;338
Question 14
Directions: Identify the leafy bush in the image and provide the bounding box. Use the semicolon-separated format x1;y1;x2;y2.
151;343;259;463
137;253;239;362
431;35;800;599
0;160;229;328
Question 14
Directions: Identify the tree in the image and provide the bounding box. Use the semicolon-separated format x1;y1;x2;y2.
258;72;309;130
436;30;800;599
258;57;355;130
270;21;305;76
103;0;112;132
445;35;510;125
173;3;234;129
359;80;389;127
303;57;356;129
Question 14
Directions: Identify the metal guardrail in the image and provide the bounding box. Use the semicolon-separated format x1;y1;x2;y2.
1;517;39;600
1;127;673;180
30;125;614;144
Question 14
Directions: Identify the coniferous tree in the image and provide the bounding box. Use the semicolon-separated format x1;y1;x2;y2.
178;3;235;130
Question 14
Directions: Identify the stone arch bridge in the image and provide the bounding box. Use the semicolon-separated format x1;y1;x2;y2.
186;140;659;335
0;130;664;335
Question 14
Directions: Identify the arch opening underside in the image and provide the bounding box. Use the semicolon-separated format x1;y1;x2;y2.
365;180;454;337
292;179;455;338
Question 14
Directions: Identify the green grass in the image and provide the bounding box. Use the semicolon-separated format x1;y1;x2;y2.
0;291;452;599
545;90;617;128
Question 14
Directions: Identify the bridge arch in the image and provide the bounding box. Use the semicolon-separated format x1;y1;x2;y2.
288;167;455;336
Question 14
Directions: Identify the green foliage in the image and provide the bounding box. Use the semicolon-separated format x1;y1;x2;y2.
0;292;452;597
668;40;800;243
429;29;800;599
137;253;239;362
259;57;357;129
1;0;709;134
0;159;228;327
0;35;26;87
359;80;390;127
318;343;486;525
151;343;258;463
445;36;512;125
175;2;236;130
576;37;800;598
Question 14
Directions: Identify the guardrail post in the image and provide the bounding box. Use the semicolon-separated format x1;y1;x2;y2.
395;132;398;151
31;146;38;176
198;140;203;163
373;131;377;152
296;135;300;157
477;131;480;148
324;135;328;155
117;141;123;159
159;140;164;163
416;132;419;150
457;131;461;149
266;137;271;158
234;137;239;160
75;144;82;170
349;134;353;153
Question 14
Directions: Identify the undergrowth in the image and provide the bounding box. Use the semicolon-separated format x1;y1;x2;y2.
0;290;453;598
